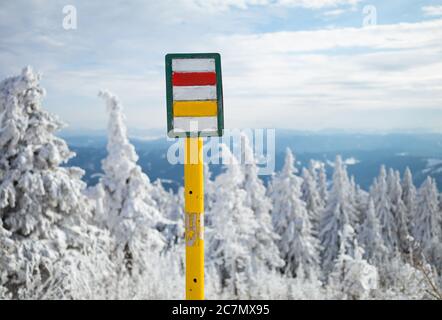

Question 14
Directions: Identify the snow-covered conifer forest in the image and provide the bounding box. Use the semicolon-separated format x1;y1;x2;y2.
1;68;441;300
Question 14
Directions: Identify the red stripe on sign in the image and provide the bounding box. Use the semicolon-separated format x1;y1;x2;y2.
172;72;216;86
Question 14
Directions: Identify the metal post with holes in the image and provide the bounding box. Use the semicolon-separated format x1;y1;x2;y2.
184;137;204;299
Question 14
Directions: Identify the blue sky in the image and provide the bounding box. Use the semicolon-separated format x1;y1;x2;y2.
1;0;442;133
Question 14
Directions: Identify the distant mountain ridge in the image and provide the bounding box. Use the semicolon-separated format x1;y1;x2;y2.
61;131;442;193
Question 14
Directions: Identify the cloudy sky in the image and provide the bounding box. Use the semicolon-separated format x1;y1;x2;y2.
1;0;442;133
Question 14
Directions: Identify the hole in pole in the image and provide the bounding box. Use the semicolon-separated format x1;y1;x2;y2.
189;190;193;195
193;278;197;283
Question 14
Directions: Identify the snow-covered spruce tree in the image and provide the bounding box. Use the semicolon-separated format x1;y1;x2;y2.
402;167;417;234
350;175;358;211
414;177;442;269
0;67;92;298
94;91;165;288
317;162;328;206
354;184;369;227
307;160;319;181
328;226;378;300
358;198;388;268
149;182;185;299
387;169;411;254
204;162;217;230
301;167;323;234
150;180;183;248
206;144;259;298
204;163;216;212
370;166;398;254
374;253;434;299
319;155;358;276
269;148;320;280
240;134;284;272
309;160;327;209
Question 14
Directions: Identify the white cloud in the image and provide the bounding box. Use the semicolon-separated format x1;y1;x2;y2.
214;19;442;54
323;9;347;17
278;0;360;9
422;5;442;17
344;157;360;165
189;0;361;11
326;157;360;167
203;19;442;129
41;18;442;130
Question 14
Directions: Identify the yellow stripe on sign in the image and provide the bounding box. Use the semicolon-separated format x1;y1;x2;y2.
173;100;217;117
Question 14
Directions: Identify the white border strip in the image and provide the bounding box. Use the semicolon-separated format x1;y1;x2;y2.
172;58;215;72
173;116;218;133
173;86;217;101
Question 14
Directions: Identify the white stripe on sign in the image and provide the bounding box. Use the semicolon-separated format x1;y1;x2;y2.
173;86;217;101
172;59;215;72
173;117;218;133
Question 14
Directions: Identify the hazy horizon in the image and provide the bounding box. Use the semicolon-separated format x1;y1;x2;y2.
59;126;442;137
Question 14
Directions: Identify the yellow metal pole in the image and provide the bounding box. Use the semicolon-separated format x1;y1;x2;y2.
184;137;204;300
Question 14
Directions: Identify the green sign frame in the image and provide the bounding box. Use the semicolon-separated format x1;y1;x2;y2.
165;53;224;138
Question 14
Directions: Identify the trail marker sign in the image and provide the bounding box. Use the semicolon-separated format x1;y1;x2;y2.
165;53;224;138
165;53;224;300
